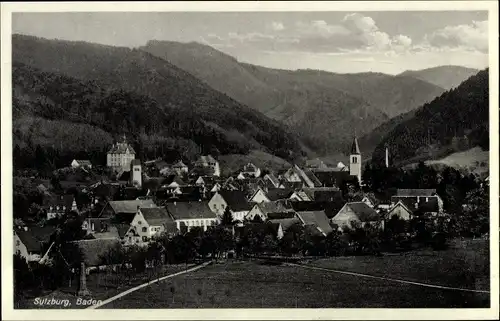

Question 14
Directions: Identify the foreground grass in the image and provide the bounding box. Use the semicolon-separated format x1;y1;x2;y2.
16;264;195;309
102;253;489;308
309;239;490;292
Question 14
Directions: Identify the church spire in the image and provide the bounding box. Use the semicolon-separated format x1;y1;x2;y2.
350;135;360;155
122;134;127;143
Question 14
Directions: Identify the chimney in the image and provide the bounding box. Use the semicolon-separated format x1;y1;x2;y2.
385;147;389;168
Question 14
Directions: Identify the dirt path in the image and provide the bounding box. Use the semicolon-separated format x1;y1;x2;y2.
289;263;490;294
86;261;212;309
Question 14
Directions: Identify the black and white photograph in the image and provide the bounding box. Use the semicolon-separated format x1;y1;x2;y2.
1;1;498;319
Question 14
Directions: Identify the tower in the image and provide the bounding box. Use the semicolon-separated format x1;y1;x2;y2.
349;135;362;185
130;159;142;188
385;146;389;168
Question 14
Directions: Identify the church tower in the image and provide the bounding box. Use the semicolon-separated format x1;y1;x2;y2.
349;135;362;185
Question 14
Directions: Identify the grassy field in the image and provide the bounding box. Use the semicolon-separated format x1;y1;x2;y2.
102;240;490;308
16;264;195;309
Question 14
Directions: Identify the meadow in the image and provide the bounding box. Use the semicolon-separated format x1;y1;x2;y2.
102;239;490;309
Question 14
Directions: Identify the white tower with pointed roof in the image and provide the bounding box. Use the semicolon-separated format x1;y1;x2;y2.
349;135;362;185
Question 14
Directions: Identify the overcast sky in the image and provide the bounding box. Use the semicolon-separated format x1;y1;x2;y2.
12;11;489;74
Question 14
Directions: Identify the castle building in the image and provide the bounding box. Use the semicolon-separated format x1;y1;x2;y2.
349;135;362;186
107;135;136;172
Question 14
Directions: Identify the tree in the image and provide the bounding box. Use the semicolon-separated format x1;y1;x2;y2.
325;230;348;256
220;207;234;226
279;222;305;256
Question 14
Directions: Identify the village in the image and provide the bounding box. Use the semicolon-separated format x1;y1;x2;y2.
13;133;489;305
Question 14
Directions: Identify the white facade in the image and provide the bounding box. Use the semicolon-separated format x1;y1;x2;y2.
208;192;228;216
175;218;218;232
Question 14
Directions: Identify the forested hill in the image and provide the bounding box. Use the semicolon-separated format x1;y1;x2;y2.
140;40;445;154
12;35;308;170
372;69;489;167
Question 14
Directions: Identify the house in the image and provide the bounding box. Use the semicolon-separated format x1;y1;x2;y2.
172;161;189;175
391;189;443;214
106;135;136;172
161;175;186;188
237;222;283;242
300;187;342;202
14;227;55;262
239;163;261;178
71;159;92;169
99;199;157;225
290;200;345;219
246;201;295;221
352;193;378;209
289;190;313;202
386;200;413;221
83;219;125;240
194;155;220;177
166;201;219;233
331;202;382;231
283;165;322;188
266;188;294;202
249;188;271;203
210;183;222;193
208;190;254;222
305;158;327;169
125;207;177;245
296;211;333;236
263;173;283;189
44;194;78;220
268;217;301;236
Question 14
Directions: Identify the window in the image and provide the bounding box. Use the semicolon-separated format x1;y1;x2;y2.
16;240;20;246
128;237;132;242
196;220;200;226
135;168;140;171
138;221;142;225
352;157;357;164
142;236;148;242
142;227;147;232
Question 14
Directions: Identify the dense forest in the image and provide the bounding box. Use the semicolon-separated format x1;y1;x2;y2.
12;60;306;173
12;35;309;173
372;69;489;166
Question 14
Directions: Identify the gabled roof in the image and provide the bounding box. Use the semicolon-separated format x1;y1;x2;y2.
302;169;323;187
268;217;301;231
396;189;437;197
387;200;413;217
345;202;380;222
108;199;157;215
264;173;281;187
309;170;352;187
166;201;217;220
296;211;333;236
73;160;92;166
162;175;186;187
172;161;187;168
44;194;75;209
256;201;294;216
302;187;342;202
267;212;297;220
217;190;253;212
140;207;174;226
16;230;43;253
154;160;169;170
108;142;135;155
266;188;294;201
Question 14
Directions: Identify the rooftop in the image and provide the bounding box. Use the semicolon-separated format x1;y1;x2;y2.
166;201;217;220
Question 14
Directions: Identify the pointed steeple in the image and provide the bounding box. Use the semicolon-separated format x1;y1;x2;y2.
122;134;127;143
350;135;360;155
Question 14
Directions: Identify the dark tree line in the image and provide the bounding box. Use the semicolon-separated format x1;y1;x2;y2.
372;69;489;166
